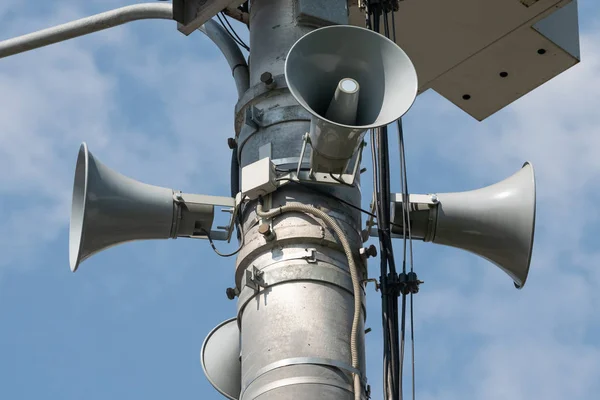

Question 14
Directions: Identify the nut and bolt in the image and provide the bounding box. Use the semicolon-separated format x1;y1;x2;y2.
430;194;438;203
227;137;237;149
226;287;237;300
258;223;276;241
260;72;274;85
359;244;378;259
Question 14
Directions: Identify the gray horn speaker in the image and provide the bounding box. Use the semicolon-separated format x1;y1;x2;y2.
69;143;231;273
432;163;536;289
69;143;178;272
201;318;241;400
285;25;418;174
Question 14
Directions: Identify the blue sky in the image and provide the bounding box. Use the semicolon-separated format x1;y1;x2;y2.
1;1;599;399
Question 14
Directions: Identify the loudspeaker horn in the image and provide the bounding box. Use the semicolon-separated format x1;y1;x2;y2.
69;143;233;272
201;318;241;400
285;25;418;174
432;162;536;289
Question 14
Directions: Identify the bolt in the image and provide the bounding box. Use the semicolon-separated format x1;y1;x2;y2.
258;223;271;235
227;137;237;149
366;244;377;257
258;223;275;241
430;194;438;203
175;192;183;200
226;287;237;300
359;244;378;259
260;71;274;85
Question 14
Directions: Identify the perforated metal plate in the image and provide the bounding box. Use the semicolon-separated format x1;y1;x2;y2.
348;0;580;120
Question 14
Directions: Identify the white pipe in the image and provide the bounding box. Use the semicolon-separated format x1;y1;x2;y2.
0;3;173;59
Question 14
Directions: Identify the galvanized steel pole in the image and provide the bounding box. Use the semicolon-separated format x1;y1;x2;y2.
233;0;368;398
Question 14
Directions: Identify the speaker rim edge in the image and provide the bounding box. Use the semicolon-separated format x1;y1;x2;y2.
200;317;240;400
514;161;536;289
69;142;90;273
284;24;419;130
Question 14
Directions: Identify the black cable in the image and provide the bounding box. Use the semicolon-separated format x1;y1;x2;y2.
366;4;402;398
216;13;250;51
383;10;390;39
371;131;391;400
391;7;397;42
275;177;386;222
379;126;401;400
218;13;248;50
202;224;245;257
372;6;381;33
410;292;416;400
398;117;417;400
328;172;354;187
220;12;250;51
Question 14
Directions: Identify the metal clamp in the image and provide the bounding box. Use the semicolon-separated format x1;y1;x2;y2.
245;266;266;292
242;356;367;395
242;376;355;399
285;138;366;187
236;259;368;323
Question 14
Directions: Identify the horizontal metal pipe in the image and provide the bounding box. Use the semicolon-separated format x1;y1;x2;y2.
0;3;173;59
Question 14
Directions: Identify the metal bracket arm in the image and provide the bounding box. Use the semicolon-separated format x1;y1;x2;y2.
172;192;236;241
0;3;174;59
368;193;439;240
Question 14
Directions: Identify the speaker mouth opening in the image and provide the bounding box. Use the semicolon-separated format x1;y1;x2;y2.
515;161;536;289
69;143;89;272
284;24;418;131
201;317;240;400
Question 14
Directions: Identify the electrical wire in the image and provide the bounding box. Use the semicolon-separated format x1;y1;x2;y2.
391;8;397;42
398;121;409;400
365;3;419;399
216;13;246;50
276;177;374;218
398;118;417;400
328;172;354;187
367;5;403;400
275;176;406;231
216;12;249;51
256;201;364;400
216;14;248;51
371;130;392;400
202;196;247;258
219;11;250;51
202;222;245;257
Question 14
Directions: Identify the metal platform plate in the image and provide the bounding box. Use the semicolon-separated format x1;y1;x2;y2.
348;0;581;120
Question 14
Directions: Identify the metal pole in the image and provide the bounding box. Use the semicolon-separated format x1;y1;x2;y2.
234;0;367;399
